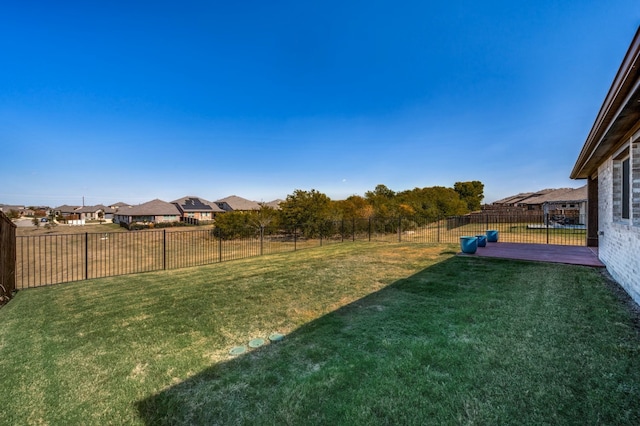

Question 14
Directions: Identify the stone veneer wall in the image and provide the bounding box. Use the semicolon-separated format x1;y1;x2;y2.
598;136;640;305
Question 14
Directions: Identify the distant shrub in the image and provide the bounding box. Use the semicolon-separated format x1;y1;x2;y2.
155;221;189;229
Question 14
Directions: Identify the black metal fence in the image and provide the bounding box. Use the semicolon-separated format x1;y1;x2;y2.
16;213;587;288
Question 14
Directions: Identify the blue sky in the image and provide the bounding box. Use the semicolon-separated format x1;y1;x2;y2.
2;1;639;207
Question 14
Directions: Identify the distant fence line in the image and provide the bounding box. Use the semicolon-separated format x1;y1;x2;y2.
16;214;587;289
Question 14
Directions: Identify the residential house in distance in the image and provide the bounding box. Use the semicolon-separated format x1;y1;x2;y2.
487;186;587;223
75;205;116;221
53;205;81;219
0;205;34;217
113;199;181;226
571;27;640;304
214;195;261;212
171;196;224;223
31;207;49;217
109;202;132;211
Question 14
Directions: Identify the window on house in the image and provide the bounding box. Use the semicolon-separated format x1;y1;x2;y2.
613;146;631;222
622;157;630;219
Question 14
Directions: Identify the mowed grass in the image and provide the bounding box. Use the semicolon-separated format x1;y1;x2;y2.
1;242;639;425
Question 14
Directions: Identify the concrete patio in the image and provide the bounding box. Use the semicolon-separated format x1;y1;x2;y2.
459;242;605;268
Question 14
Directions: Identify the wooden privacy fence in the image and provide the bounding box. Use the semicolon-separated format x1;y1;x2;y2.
16;214;588;288
0;211;17;304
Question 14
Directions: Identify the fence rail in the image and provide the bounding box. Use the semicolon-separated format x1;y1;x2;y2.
16;213;587;288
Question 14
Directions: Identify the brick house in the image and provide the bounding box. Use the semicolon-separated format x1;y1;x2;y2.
488;186;587;222
171;196;224;222
0;205;34;217
113;199;181;225
75;205;116;221
53;205;81;219
571;27;640;304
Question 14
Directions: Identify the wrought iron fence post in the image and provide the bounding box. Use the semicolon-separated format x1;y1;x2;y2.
260;225;264;256
398;217;402;242
84;232;88;280
218;229;222;262
437;217;441;243
352;218;355;242
546;213;549;244
368;217;371;242
163;229;166;270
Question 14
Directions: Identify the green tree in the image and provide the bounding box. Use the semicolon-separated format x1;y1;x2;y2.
213;205;281;240
333;195;374;219
212;211;256;239
279;189;332;237
454;181;485;212
32;217;40;228
396;186;468;221
366;184;396;199
365;184;398;217
252;204;280;234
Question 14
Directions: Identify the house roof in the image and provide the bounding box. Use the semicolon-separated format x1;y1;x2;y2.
572;26;640;179
263;199;284;210
493;186;586;205
214;195;261;211
0;205;26;211
111;202;131;208
117;199;181;216
54;205;81;213
171;196;224;213
492;190;553;205
75;204;116;214
523;186;587;204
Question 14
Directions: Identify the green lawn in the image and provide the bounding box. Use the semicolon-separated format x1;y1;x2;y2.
1;242;639;425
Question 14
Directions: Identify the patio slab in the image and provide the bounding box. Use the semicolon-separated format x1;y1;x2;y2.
459;242;605;268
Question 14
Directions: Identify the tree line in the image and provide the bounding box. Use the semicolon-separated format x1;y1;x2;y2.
213;181;484;239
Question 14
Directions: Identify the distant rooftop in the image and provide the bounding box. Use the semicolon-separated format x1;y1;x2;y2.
214;195;261;211
171;195;225;213
492;185;587;206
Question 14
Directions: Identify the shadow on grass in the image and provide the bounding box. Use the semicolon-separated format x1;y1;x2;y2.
136;256;640;425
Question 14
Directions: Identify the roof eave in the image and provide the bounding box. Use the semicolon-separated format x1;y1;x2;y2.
571;27;640;179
